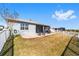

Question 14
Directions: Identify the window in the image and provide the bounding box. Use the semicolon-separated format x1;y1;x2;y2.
20;23;28;30
25;23;28;30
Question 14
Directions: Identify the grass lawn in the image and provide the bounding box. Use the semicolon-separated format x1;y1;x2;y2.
14;32;72;56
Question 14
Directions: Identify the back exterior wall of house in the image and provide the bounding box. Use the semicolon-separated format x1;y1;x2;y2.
10;22;37;38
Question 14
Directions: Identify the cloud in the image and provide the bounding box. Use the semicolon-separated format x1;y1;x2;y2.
52;9;77;21
70;15;77;19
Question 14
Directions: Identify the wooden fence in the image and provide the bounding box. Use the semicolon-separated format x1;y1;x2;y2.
61;34;79;56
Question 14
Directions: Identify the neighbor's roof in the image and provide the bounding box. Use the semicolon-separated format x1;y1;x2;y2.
7;18;50;27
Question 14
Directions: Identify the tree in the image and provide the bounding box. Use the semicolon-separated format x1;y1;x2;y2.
0;7;19;35
0;8;19;20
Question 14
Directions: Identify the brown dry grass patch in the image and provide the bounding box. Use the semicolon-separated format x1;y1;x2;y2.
14;32;71;56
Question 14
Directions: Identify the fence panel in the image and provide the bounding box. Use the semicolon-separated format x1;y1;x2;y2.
0;29;10;52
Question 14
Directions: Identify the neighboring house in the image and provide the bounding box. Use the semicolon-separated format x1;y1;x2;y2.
52;27;65;32
7;18;50;38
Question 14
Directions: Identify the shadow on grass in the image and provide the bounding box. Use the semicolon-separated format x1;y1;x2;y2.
61;34;79;56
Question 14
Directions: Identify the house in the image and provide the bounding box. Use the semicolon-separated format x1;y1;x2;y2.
52;27;65;32
7;18;50;38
